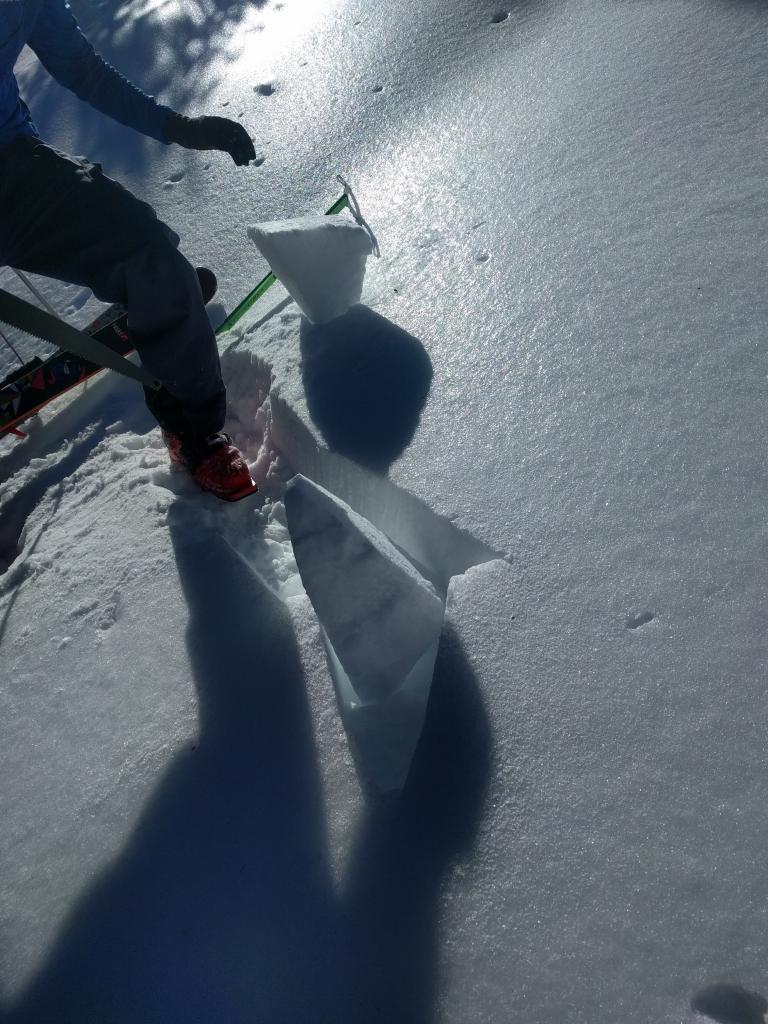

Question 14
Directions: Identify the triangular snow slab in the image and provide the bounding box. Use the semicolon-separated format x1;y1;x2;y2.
284;475;444;703
248;215;373;324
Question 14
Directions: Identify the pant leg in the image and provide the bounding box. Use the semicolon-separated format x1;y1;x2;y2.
0;136;225;437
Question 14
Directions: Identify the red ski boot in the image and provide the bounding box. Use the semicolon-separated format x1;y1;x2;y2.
162;429;258;502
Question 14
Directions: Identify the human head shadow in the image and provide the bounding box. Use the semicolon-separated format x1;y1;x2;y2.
691;983;768;1024
3;507;490;1024
300;305;433;474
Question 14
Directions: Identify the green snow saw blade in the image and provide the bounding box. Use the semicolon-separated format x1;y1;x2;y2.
0;288;160;389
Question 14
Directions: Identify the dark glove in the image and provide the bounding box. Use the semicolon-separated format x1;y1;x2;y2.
163;113;256;166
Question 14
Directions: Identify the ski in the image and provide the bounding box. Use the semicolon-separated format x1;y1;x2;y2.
0;267;217;440
0;288;161;389
0;303;137;438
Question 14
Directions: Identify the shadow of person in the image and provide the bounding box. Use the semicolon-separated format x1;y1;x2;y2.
5;508;334;1024
338;623;492;1024
4;505;491;1024
300;305;433;475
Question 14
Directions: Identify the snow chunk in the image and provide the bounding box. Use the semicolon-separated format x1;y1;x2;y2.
247;215;373;324
324;628;439;794
284;475;444;703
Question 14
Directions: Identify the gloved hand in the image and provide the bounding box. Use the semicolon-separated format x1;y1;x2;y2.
163;113;256;166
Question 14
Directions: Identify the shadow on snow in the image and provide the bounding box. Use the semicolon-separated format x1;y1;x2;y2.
19;0;268;176
4;499;492;1024
300;305;434;475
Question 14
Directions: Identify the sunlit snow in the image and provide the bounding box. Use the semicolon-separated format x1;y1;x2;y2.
1;0;767;1022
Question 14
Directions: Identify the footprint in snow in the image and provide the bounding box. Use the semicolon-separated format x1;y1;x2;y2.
69;598;100;619
372;84;384;93
491;11;510;23
163;170;185;189
475;251;491;265
255;82;276;96
417;228;442;250
64;287;92;316
97;592;121;632
252;155;266;167
626;610;655;630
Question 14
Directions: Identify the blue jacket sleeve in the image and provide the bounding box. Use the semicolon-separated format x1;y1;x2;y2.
26;0;175;143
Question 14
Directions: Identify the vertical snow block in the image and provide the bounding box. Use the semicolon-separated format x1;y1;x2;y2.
247;216;373;324
284;475;444;703
323;628;440;795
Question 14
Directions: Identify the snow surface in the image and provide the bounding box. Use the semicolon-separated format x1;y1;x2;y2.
2;0;768;1022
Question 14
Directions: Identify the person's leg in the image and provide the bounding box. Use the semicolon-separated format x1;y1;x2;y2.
0;136;225;439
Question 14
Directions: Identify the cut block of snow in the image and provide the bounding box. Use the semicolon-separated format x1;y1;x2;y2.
284;475;444;703
324;627;439;794
247;215;373;324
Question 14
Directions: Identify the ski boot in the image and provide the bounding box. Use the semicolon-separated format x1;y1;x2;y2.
162;429;258;502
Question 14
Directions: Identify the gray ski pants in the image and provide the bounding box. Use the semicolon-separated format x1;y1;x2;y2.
0;135;225;438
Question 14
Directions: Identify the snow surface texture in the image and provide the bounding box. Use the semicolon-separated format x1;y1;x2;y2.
248;215;373;323
1;0;768;1022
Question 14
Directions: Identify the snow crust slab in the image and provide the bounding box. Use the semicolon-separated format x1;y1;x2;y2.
323;627;439;795
284;474;444;703
247;215;373;324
